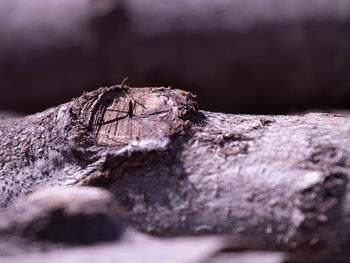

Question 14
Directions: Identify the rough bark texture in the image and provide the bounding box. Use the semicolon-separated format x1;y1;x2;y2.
1;86;350;262
0;85;197;207
1;0;350;114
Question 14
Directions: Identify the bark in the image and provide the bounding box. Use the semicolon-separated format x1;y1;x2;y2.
1;86;350;262
1;0;350;114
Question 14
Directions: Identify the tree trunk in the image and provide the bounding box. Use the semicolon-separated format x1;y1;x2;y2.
2;0;350;114
1;86;350;262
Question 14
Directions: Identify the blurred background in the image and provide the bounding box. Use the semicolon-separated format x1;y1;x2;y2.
1;0;350;115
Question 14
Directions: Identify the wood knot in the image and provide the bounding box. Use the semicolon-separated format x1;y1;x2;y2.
85;86;198;146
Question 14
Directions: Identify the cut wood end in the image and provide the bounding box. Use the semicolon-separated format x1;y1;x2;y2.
74;86;198;147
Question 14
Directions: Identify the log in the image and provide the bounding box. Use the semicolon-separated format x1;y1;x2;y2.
1;0;350;114
1;85;350;262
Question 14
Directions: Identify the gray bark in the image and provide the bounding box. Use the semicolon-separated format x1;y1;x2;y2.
1;86;350;262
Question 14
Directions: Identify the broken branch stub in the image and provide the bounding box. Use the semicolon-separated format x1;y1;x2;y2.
90;87;196;146
70;86;198;146
0;85;198;208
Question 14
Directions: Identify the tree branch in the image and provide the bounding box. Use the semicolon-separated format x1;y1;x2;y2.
1;86;350;262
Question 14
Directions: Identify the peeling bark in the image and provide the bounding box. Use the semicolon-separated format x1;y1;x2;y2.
1;86;350;262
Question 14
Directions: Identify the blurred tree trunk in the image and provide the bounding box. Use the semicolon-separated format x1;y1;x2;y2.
1;86;350;262
1;0;350;114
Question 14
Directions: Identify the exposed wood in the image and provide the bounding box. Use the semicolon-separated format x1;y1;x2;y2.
1;86;350;262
